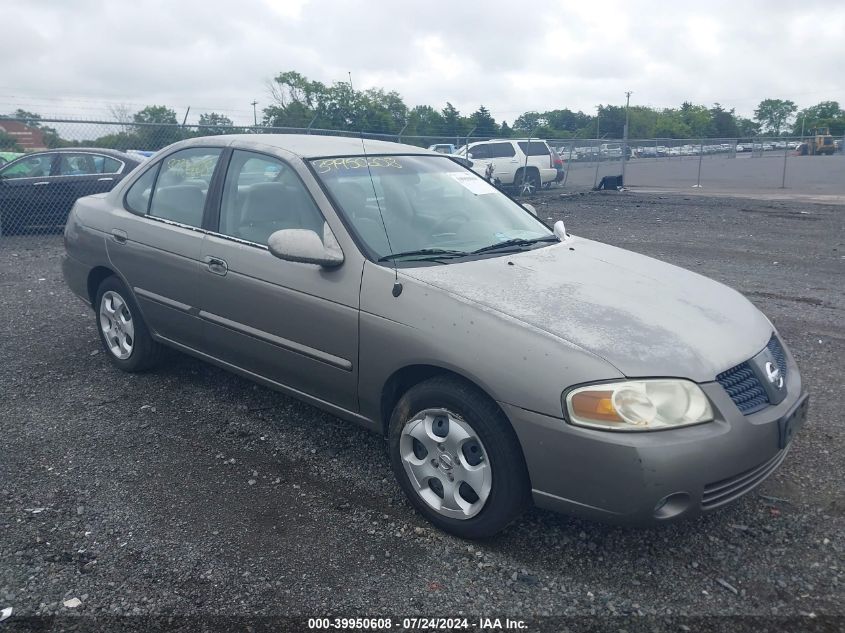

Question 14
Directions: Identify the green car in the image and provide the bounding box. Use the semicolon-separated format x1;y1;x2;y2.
0;151;24;166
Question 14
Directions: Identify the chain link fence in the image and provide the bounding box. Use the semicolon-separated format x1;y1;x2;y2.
1;117;843;239
548;134;843;192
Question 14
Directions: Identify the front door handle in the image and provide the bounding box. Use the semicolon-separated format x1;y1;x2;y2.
111;229;127;244
33;181;50;186
204;255;228;276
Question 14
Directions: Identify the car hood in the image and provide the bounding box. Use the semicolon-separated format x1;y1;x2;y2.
402;237;771;382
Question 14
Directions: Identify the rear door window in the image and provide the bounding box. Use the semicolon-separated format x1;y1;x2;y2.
59;153;124;176
487;142;516;158
517;141;550;156
59;154;99;176
93;156;123;174
147;148;222;227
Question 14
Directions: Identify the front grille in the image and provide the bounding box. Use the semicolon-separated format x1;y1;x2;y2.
716;363;769;413
716;334;787;414
702;449;787;509
767;335;787;377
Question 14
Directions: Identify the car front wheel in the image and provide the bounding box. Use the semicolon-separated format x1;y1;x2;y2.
388;376;530;538
95;276;163;372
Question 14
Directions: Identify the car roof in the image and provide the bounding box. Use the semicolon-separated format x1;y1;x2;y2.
196;134;434;158
18;147;139;161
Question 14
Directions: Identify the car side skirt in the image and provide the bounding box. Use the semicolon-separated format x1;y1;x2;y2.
152;334;379;433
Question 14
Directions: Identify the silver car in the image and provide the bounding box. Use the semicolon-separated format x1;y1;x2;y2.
62;135;808;538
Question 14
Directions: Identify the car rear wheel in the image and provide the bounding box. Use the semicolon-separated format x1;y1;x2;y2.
388;376;530;538
515;169;540;196
95;276;164;372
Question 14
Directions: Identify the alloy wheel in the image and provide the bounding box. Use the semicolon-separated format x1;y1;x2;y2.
99;290;135;360
517;174;537;195
399;408;492;520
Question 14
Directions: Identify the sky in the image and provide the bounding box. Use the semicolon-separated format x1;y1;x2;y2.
1;0;843;126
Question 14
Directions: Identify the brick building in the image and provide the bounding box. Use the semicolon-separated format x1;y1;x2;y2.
0;121;47;151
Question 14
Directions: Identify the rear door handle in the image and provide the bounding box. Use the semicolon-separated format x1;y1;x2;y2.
33;181;50;186
204;255;228;276
111;229;127;244
97;177;114;182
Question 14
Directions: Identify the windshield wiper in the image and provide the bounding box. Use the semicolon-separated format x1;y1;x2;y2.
470;235;559;255
378;248;467;262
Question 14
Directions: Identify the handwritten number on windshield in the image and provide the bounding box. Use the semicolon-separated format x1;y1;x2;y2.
315;157;403;173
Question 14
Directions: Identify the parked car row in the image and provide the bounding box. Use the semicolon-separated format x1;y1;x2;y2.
0;151;24;167
641;143;737;157
736;141;803;152
550;140;816;161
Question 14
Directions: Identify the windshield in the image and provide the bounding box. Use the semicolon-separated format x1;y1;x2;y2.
311;155;553;263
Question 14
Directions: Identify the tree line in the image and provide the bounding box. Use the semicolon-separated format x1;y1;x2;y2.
1;72;843;152
262;72;844;140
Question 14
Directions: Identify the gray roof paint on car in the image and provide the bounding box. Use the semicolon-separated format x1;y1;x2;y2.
215;134;434;158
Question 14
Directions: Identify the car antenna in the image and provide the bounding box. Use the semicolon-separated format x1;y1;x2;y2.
349;71;402;297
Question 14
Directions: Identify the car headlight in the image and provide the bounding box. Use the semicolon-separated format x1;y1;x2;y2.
564;379;714;431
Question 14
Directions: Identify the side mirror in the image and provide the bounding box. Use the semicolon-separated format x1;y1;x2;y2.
522;203;537;216
553;220;569;241
268;223;344;268
467;153;474;159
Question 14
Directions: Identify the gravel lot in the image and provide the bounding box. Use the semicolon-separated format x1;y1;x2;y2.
0;191;843;628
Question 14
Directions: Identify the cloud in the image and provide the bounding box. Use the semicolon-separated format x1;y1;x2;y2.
0;0;841;125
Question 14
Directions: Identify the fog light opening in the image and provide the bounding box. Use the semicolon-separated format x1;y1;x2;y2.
653;492;691;520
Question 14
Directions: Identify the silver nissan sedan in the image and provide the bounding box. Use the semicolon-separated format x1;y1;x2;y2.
62;135;808;538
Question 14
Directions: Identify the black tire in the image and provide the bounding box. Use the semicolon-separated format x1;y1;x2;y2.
388;376;530;539
94;276;164;372
514;169;540;196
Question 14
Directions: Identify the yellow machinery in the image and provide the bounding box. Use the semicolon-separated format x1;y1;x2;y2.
799;127;836;155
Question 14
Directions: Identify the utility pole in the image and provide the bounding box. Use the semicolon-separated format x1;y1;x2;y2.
465;126;477;157
251;100;258;126
621;91;632;188
592;106;601;189
182;106;191;139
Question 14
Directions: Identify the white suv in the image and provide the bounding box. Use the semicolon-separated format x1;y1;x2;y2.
459;139;557;194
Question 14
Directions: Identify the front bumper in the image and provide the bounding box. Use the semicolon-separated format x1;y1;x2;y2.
503;349;806;525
